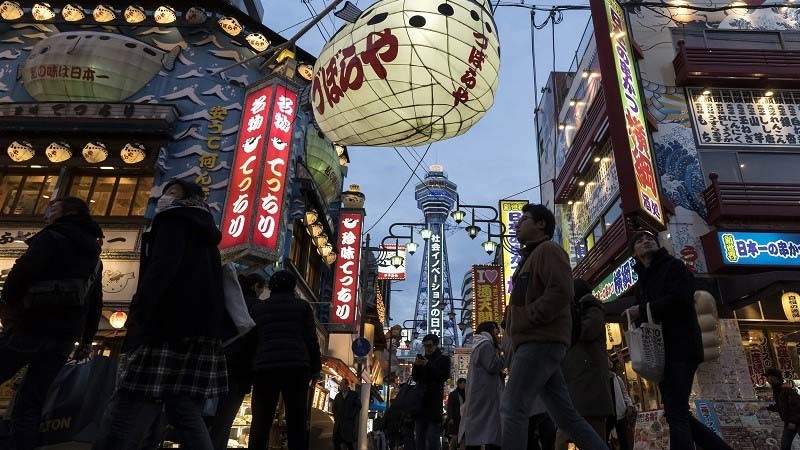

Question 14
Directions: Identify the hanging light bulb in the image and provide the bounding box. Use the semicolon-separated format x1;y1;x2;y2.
218;16;242;36
323;252;337;265
124;5;146;23
120;143;146;164
109;311;127;329
339;156;348;167
62;3;85;21
82;142;108;163
154;5;176;24
334;144;345;157
245;33;270;52
0;1;23;20
31;2;55;20
482;240;498;255
317;243;334;258
184;6;207;24
312;234;329;247
7;140;35;162
93;4;116;22
304;210;319;225
406;241;419;255
45;141;72;163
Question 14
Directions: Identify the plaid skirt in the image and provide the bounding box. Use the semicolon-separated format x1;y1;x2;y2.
118;337;228;399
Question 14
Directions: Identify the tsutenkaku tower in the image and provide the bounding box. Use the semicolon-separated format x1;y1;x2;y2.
413;165;458;347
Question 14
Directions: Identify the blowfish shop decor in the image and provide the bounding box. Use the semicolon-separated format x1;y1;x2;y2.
311;0;500;147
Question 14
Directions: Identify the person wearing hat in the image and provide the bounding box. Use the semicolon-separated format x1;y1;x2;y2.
95;179;228;450
247;269;321;450
763;368;800;450
412;333;451;450
623;231;732;450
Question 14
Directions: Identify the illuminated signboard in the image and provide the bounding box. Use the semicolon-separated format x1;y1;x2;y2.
499;200;528;305
331;211;364;329
377;244;407;281
592;257;638;303
428;223;444;337
471;265;505;330
718;231;800;267
590;0;664;227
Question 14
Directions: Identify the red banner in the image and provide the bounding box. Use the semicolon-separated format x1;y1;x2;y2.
331;211;364;327
471;264;505;330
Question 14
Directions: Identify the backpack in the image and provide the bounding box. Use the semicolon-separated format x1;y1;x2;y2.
570;299;582;347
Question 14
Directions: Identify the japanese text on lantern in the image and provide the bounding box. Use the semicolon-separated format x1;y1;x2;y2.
252;85;297;250
312;28;399;115
194;105;228;198
606;0;663;225
220;85;274;249
471;265;505;330
452;32;490;106
332;212;364;325
500;200;528;305
428;226;444;337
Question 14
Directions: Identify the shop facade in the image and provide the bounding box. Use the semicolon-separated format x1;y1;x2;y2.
537;1;800;447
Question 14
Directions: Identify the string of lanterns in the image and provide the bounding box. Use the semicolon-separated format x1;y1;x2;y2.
6;140;147;164
304;209;337;265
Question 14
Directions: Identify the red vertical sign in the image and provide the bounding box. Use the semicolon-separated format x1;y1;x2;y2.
331;211;364;327
252;85;297;249
220;85;274;250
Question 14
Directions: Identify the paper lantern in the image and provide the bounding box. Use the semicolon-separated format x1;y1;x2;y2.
605;322;623;350
246;33;270;52
185;6;206;24
298;64;314;81
317;243;334;257
307;222;324;237
154;5;176;24
32;2;55;21
109;311;127;329
304;210;319;225
323;252;337;265
782;292;800;322
124;5;146;23
83;141;108;163
120;142;146;164
46;141;72;163
313;234;329;247
218;16;242;36
62;3;85;21
311;0;500;146
0;1;23;20
93;4;115;22
7;140;35;162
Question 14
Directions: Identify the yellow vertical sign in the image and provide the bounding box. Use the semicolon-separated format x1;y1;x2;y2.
499;200;529;305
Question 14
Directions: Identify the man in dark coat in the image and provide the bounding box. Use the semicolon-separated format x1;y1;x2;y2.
624;231;732;450
412;333;451;450
248;269;322;450
446;378;465;450
764;368;800;450
332;380;361;450
0;197;103;450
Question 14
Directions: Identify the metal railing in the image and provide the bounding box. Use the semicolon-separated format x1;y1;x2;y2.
703;173;800;224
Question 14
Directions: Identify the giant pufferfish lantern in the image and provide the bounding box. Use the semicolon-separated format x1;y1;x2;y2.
311;0;500;147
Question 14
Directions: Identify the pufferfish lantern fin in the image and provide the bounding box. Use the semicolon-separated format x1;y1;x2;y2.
334;1;363;23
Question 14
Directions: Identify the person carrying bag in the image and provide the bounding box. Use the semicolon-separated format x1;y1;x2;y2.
625;303;664;382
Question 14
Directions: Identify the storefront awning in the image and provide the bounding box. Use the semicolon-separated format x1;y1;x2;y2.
322;355;358;384
718;271;800;307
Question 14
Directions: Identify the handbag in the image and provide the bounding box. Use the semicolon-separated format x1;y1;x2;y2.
391;382;424;415
625;303;665;382
221;262;256;346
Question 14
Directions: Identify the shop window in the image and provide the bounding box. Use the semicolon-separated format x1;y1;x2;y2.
700;152;742;183
0;173;58;216
603;198;622;228
738;152;800;184
68;174;152;217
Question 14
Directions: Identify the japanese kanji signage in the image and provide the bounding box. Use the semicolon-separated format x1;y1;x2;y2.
782;292;800;322
220;81;297;260
689;88;800;147
499;200;528;305
427;223;444;337
590;0;664;228
377;244;407;281
592;257;638;303
717;231;800;267
331;211;364;329
452;347;472;383
471;265;505;330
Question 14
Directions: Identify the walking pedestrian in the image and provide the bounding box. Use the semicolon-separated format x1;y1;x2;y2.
555;279;614;449
412;334;451;450
248;269;321;450
0;197;103;450
528;412;556;450
607;359;635;450
623;230;732;450
445;378;465;450
333;380;361;450
763;368;800;450
94;180;228;450
460;321;504;450
209;273;264;450
393;380;418;450
500;204;608;450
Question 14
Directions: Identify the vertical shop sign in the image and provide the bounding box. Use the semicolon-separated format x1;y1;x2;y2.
428;223;444;337
471;265;505;329
499;200;528;305
694;400;722;436
589;0;664;228
331;211;364;328
771;332;796;380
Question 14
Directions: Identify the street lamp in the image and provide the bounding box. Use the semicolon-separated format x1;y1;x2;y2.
390;254;404;269
406;240;418;255
420;226;433;240
482;239;498;254
450;209;466;223
466;224;481;239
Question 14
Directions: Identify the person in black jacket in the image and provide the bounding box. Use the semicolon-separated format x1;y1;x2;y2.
0;197;103;450
445;378;465;450
332;379;361;450
763;368;800;450
209;273;264;450
95;179;227;450
412;334;451;450
248;269;321;450
623;231;732;450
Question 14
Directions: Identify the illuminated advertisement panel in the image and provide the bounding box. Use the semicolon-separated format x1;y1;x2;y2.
471;264;505;329
331;211;364;328
499;200;528;305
